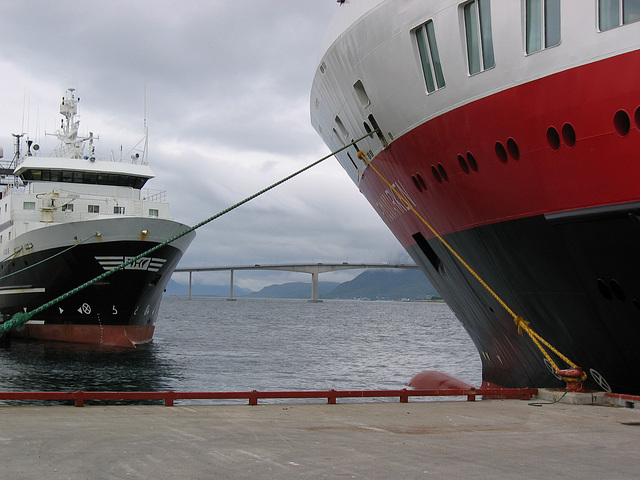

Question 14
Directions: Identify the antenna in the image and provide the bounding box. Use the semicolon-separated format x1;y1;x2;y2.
142;84;148;165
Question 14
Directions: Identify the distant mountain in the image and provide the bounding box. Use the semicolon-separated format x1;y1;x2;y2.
244;281;340;299
166;269;439;300
325;269;439;300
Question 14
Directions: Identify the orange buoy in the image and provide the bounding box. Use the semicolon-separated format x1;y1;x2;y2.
407;370;473;390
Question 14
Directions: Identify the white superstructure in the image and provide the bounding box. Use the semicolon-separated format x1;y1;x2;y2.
0;89;172;257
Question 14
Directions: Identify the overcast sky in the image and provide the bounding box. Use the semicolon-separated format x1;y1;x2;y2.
0;1;410;291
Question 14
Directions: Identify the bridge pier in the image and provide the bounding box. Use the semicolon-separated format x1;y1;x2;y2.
308;271;322;303
227;270;237;301
188;271;193;300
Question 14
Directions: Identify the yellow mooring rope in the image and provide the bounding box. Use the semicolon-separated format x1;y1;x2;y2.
356;149;583;378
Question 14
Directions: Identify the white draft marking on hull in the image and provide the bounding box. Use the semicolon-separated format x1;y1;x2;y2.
78;303;92;314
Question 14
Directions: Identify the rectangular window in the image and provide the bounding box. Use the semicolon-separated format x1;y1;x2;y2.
23;201;36;210
149;209;159;217
61;203;74;212
600;0;640;31
463;0;495;75
114;206;125;215
415;20;445;93
526;0;561;53
88;205;100;213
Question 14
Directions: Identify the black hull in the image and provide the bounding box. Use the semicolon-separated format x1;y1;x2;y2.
0;240;186;345
407;201;640;394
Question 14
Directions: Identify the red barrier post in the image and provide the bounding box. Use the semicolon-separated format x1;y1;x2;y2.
467;388;477;402
74;390;84;407
328;389;337;404
399;388;409;403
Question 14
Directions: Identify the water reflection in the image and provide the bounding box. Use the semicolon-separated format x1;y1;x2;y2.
0;339;178;400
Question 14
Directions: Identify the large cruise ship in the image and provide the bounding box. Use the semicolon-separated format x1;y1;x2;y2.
0;89;194;347
311;1;640;394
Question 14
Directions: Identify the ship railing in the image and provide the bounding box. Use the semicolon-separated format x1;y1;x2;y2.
0;387;538;407
143;189;166;203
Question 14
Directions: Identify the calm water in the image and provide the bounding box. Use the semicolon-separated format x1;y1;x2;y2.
0;297;481;404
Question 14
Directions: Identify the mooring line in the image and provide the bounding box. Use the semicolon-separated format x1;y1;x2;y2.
0;233;98;281
0;132;374;337
355;145;582;378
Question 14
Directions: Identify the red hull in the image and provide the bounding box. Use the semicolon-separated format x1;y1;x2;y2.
14;324;155;347
361;50;640;244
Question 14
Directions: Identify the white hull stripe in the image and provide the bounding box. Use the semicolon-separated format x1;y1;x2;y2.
0;287;46;295
95;256;167;272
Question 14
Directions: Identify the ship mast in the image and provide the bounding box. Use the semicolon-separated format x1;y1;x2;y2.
55;88;96;160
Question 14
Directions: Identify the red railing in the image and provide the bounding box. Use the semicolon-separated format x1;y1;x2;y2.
0;387;537;407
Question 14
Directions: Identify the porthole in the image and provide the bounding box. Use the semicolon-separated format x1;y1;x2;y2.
547;126;560;151
495;142;508;163
458;154;470;174
431;165;442;183
506;138;520;160
614;110;631;136
416;173;427;189
437;163;448;182
466;152;478;172
562;123;576;148
610;279;626;302
597;278;612;300
412;175;422;191
634;106;640;131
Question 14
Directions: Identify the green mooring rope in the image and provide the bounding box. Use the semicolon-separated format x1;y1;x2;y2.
0;131;376;336
0;233;97;282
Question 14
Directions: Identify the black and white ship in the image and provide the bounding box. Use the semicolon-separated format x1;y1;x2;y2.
0;89;194;346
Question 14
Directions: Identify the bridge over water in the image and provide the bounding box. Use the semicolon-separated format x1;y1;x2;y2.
173;263;419;302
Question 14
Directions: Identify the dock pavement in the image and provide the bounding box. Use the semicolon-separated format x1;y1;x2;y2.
1;396;639;479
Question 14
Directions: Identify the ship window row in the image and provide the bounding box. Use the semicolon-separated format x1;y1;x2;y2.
20;169;148;189
19;202;132;215
414;0;638;89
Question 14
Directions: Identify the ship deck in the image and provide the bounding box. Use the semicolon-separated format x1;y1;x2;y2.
2;396;638;478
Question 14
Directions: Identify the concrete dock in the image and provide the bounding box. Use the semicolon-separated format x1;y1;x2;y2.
1;398;639;479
